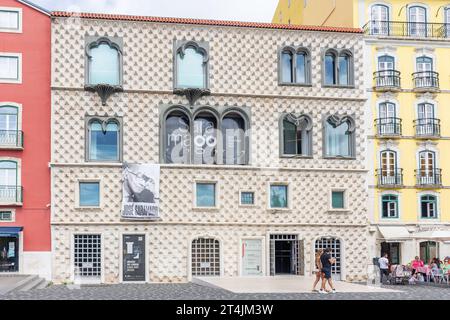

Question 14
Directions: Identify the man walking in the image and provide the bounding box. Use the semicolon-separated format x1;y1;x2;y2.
319;248;337;294
378;253;390;284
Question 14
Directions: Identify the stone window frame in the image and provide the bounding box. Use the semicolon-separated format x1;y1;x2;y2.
380;192;400;220
159;104;251;165
418;192;439;220
84;36;124;88
173;40;210;90
267;182;291;211
0;209;15;222
279;112;313;158
322;114;356;159
239;190;256;207
75;179;103;210
85;115;123;163
0;52;22;84
193;180;219;210
322;48;355;88
278;45;312;86
0;6;22;33
329;189;350;213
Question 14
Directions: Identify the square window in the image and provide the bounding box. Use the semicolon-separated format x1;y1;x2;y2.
270;185;288;208
196;183;216;207
0;10;19;31
79;182;100;207
0;55;19;80
0;211;12;221
332;191;345;209
240;192;255;205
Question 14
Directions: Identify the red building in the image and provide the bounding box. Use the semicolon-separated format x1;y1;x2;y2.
0;0;50;279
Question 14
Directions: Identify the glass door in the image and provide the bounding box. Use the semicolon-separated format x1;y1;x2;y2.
381;151;397;184
409;6;427;37
419;151;435;185
0;107;18;147
379;102;396;135
371;5;389;35
417;103;434;135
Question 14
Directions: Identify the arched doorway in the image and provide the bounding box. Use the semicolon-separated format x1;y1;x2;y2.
191;238;221;277
420;241;438;264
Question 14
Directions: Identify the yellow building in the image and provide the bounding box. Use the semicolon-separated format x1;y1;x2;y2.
274;0;450;266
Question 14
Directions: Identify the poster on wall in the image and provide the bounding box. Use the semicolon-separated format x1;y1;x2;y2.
122;163;160;220
122;234;146;282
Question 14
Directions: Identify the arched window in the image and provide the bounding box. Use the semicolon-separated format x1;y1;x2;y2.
86;117;122;162
324;51;337;85
175;41;208;89
371;4;389;35
324;116;355;158
0;106;19;147
280;47;310;84
378;102;399;136
420;195;437;219
193;112;217;165
381;194;398;218
409;6;427;36
416;56;433;72
338;52;351;85
0;160;19;203
165;110;191;164
418;150;436;185
191;238;220;276
378;55;395;71
86;37;122;86
222;112;247;165
281;113;312;156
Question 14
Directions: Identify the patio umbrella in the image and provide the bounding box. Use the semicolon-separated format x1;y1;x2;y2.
412;230;450;242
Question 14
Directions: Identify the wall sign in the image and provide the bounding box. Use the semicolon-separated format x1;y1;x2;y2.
122;234;146;282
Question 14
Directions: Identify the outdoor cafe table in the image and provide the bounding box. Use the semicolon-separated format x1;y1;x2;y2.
415;266;429;274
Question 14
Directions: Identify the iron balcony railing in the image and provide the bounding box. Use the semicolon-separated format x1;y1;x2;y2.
363;20;450;38
376;168;403;187
373;70;401;90
415;169;442;187
413;71;439;91
0;185;23;203
0;130;23;148
375;117;402;136
414;118;441;138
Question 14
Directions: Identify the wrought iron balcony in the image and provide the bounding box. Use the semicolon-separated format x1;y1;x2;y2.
0;130;23;148
363;20;450;38
414;118;440;138
415;169;442;188
376;169;403;188
0;186;23;204
373;70;401;91
375;117;402;137
413;71;440;92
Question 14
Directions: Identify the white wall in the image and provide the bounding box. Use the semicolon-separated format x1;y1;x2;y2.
22;251;52;280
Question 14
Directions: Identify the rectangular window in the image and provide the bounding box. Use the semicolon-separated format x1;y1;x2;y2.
331;191;345;209
0;9;20;32
0;211;12;221
240;192;255;205
270;185;288;208
196;183;216;207
79;182;100;207
0;55;19;81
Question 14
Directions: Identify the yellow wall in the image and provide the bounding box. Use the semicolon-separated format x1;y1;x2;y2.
272;0;305;25
371;43;450;223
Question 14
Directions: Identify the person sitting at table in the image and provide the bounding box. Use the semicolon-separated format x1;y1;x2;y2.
411;256;424;275
429;259;440;282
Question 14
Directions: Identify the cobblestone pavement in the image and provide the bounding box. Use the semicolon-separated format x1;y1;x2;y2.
1;283;450;300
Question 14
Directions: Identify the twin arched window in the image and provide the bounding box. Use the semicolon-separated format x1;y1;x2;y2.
324;49;353;86
280;113;312;156
280;47;310;85
86;117;122;162
86;37;122;87
163;106;249;165
175;41;209;89
324;115;355;158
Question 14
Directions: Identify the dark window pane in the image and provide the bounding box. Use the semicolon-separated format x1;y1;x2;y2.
89;121;119;161
222;114;246;165
270;185;288;208
283;120;297;155
281;52;293;83
332;191;344;209
241;192;254;205
165;113;190;164
325;54;336;85
296;53;306;84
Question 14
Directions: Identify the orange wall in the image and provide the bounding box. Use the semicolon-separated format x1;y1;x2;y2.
0;0;51;251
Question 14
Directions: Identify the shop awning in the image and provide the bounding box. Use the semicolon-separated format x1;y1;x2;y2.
378;226;410;242
0;227;23;237
412;230;450;242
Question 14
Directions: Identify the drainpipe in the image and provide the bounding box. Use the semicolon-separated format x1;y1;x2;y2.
321;0;337;26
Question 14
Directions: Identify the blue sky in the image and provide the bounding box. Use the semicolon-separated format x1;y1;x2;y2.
32;0;279;22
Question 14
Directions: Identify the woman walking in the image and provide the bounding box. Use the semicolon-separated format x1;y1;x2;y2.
312;249;324;292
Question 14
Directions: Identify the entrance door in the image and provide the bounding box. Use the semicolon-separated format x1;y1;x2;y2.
270;234;301;276
381;242;400;265
315;238;342;280
122;234;146;282
0;235;19;273
242;239;262;276
420;241;438;264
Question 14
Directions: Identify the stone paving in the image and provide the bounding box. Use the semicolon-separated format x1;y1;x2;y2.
1;282;450;300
